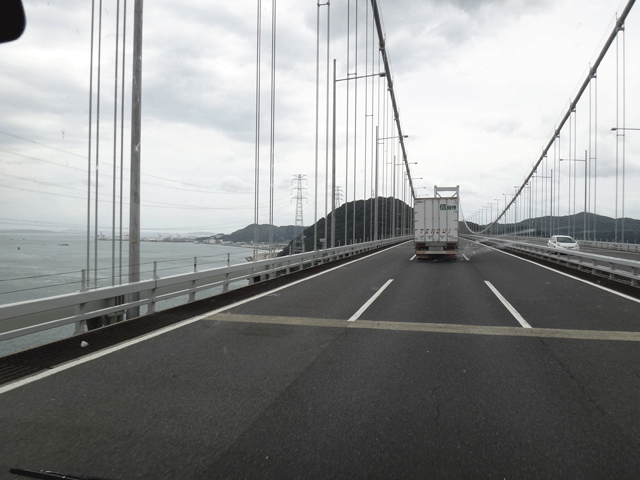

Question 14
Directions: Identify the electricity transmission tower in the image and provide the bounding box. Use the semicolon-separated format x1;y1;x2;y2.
292;175;308;254
335;186;344;207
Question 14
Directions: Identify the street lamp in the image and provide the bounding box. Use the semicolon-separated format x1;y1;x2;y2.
331;59;386;247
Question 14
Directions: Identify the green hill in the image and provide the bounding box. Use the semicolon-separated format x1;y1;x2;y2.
221;224;298;244
465;212;640;243
279;197;414;256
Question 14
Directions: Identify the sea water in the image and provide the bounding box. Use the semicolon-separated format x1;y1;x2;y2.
0;232;253;356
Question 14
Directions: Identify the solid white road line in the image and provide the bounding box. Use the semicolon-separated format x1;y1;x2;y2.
1;242;411;395
485;280;532;328
348;279;394;322
465;238;640;305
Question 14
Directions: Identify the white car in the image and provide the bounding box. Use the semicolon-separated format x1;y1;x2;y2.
548;235;580;251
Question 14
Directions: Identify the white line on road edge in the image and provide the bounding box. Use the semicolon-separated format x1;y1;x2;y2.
410;254;416;261
485;281;532;328
348;279;394;322
1;241;410;396
464;238;640;305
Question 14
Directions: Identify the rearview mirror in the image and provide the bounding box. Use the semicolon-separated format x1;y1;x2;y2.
1;0;26;43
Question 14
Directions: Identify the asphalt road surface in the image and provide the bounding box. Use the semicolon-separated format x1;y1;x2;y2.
1;239;640;479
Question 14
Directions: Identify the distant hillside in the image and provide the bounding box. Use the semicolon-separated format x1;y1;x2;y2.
464;212;640;243
279;197;414;256
221;224;300;244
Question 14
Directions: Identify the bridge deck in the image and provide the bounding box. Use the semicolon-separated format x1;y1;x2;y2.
2;240;640;478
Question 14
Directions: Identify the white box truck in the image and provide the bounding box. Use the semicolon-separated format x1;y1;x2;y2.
414;185;459;260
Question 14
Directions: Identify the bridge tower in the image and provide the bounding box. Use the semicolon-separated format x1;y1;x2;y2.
292;175;308;254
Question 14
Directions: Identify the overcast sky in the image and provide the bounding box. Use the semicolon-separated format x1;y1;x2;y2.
1;0;638;235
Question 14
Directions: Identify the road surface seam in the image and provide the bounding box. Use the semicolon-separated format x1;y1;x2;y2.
207;312;640;342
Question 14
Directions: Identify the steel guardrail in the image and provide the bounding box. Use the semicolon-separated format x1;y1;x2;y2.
463;234;640;287
0;237;411;343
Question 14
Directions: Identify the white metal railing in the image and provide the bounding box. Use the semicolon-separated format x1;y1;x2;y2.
469;234;640;254
579;240;640;254
463;234;640;286
0;237;410;342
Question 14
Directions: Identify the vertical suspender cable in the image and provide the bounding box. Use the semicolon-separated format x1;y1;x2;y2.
87;0;96;289
324;3;330;250
557;134;561;229
363;0;368;242
594;75;598;240
552;139;556;234
615;27;619;242
118;0;127;284
588;75;592;240
314;2;320;250
331;59;337;248
254;0;261;260
574;114;577;237
344;0;350;247
370;15;375;240
269;0;276;256
382;86;388;237
621;25;626;242
374;51;381;240
111;0;121;286
94;0;103;288
352;0;358;245
568;114;572;227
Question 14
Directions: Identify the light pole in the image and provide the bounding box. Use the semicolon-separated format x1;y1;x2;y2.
332;59;385;247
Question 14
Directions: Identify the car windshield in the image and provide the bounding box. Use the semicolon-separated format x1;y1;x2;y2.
557;236;576;243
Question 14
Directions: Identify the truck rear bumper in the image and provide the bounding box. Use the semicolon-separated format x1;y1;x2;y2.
415;250;457;258
415;242;458;259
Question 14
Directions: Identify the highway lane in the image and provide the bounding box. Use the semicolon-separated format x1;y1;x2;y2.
461;238;640;332
228;241;521;328
1;240;640;478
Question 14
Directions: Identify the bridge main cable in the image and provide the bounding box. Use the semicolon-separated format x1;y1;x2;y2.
369;0;414;200
496;0;636;225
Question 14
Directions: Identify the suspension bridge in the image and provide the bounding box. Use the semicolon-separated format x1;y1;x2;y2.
1;0;640;478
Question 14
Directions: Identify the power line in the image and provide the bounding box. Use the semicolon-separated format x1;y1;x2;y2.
0;131;254;194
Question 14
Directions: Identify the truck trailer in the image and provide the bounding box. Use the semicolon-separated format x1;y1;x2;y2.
414;185;459;260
